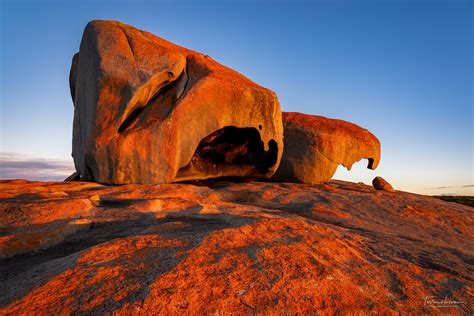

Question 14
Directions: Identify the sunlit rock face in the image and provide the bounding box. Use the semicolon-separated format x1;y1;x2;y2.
70;20;283;184
273;112;380;184
1;180;472;314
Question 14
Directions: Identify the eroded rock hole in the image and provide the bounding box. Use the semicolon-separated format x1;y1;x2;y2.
367;158;375;169
185;126;278;176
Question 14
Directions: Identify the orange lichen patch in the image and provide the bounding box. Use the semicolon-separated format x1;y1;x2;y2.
77;235;183;265
0;198;94;227
146;221;193;233
398;203;470;235
0;180;104;199
0;219;92;259
130;199;162;212
0;180;472;314
205;192;222;203
199;204;221;215
158;197;202;213
261;189;278;200
312;204;352;219
3;235;186;314
135;218;443;314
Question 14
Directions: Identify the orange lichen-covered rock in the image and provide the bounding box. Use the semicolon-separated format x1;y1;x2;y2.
273;112;380;184
70;20;283;184
0;179;472;314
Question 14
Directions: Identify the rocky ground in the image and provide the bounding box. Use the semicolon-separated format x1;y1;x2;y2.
0;179;472;314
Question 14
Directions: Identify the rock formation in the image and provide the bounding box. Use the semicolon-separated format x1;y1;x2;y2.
373;176;395;192
70;20;283;184
1;179;472;314
69;20;385;186
273;112;380;184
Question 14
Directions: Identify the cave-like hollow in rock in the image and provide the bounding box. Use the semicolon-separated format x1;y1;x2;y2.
175;126;278;181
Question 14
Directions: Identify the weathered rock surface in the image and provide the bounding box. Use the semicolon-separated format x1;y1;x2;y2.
70;20;283;184
1;180;472;314
373;176;395;192
274;112;380;184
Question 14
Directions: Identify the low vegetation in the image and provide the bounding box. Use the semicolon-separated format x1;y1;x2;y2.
433;195;474;207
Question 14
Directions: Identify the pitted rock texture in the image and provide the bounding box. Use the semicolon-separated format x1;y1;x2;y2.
70;20;283;184
274;112;381;184
1;180;472;314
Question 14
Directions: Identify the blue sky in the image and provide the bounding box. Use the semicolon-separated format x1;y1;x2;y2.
0;0;472;195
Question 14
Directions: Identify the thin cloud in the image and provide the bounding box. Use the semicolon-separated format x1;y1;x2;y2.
425;187;454;190
425;185;474;190
0;152;75;181
426;186;453;190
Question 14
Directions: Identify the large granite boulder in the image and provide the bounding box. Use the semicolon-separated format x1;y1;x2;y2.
70;20;283;184
273;112;380;184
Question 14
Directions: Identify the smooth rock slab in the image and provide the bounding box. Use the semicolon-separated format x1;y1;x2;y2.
274;112;381;184
70;20;283;184
0;179;472;314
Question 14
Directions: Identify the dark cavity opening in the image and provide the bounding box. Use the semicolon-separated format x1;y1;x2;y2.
192;126;278;174
367;158;375;169
118;106;145;133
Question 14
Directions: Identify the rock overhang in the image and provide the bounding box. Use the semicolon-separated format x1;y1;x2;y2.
273;112;381;184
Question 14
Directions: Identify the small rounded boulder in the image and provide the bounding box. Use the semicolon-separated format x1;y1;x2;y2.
372;176;395;192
